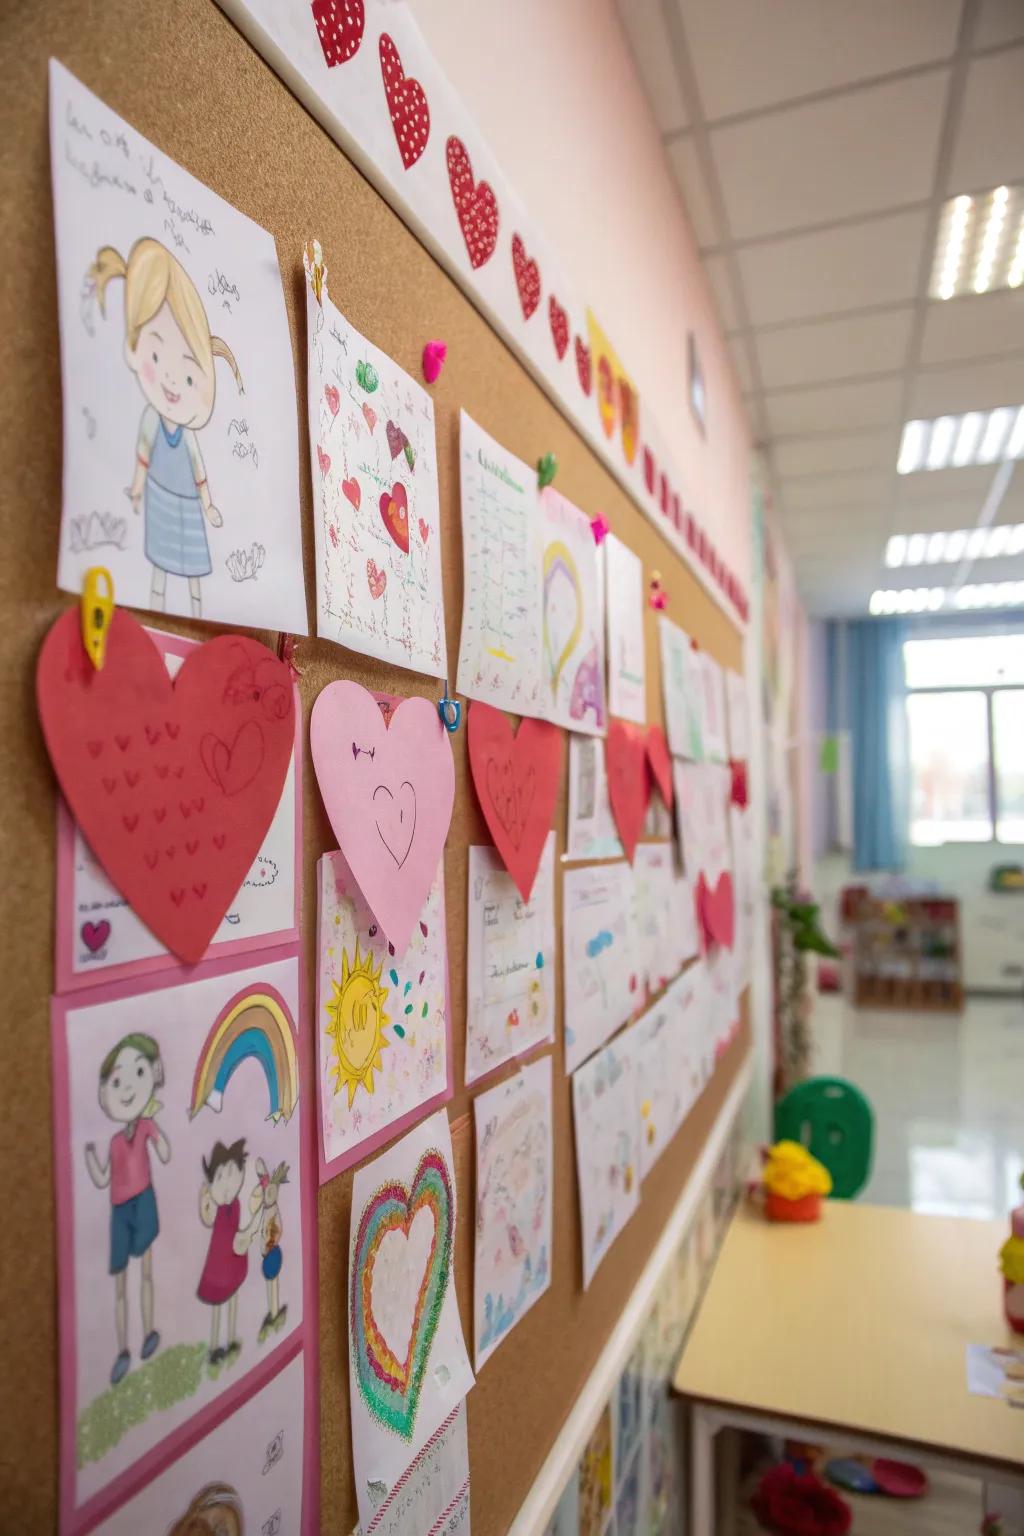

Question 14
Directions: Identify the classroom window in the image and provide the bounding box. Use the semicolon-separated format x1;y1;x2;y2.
904;636;1024;846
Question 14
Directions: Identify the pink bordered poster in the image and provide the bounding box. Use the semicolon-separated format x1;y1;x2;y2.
314;848;452;1183
50;942;318;1535
54;627;301;994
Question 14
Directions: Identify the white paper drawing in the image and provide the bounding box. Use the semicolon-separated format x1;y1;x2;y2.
631;843;677;996
305;260;446;678
726;668;750;760
562;863;637;1073
539;488;606;734
365;1403;470;1536
605;535;646;725
658;616;704;761
565;734;624;863
572;1036;642;1288
700;654;729;762
50;61;306;631
626;999;686;1180
465;837;555;1085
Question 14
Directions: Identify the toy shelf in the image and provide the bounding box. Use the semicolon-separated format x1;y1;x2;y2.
843;890;963;1013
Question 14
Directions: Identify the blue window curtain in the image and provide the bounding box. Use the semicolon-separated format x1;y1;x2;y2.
845;618;909;871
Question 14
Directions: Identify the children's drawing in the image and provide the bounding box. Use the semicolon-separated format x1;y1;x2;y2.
612;1337;645;1476
50;62;306;631
605;534;646;725
465;837;555;1084
631;843;677;997
658;615;705;761
304;251;446;678
565;734;624;862
726;669;750;761
84;1032;172;1387
539;489;606;734
348;1111;474;1535
52;950;306;1526
91;1350;307;1536
572;1035;642;1288
562;863;637;1073
365;1403;470;1536
316;848;449;1180
310;681;455;957
456;411;545;716
473;1057;553;1368
624;999;686;1181
578;1404;613;1536
674;760;732;887
700;653;729;762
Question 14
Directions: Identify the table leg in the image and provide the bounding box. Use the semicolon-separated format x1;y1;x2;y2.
690;1404;717;1536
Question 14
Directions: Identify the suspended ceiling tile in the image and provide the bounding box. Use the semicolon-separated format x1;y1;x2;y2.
919;290;1024;366
616;0;690;135
675;0;962;121
947;49;1024;193
773;429;900;477
974;0;1024;49
701;251;742;331
666;135;718;248
782;471;892;510
765;376;904;436
895;463;993;503
710;71;949;241
909;355;1024;415
736;208;928;325
757;308;915;390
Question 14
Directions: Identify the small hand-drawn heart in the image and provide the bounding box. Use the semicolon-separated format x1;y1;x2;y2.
372;779;417;867
311;0;364;67
511;233;541;319
81;919;111;954
549;295;569;360
379;33;430;169
342;477;361;510
575;335;592;395
379;483;410;553
200;719;265;797
446;136;499;269
386;419;406;460
324;383;341;416
418;518;430;544
316;444;331;477
362;402;377;433
606;719;650;863
366;559;387;600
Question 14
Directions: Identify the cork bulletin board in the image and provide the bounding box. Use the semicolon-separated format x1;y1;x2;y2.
0;2;750;1531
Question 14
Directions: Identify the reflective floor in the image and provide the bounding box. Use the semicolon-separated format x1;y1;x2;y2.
811;991;1024;1217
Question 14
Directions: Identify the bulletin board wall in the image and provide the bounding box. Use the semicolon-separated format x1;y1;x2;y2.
0;2;750;1531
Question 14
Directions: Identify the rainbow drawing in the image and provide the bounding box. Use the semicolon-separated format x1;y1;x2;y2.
350;1149;453;1439
190;983;299;1124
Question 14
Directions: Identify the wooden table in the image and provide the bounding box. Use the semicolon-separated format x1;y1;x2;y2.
673;1201;1024;1534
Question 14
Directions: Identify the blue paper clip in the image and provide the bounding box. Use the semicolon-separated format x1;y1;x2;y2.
438;681;461;733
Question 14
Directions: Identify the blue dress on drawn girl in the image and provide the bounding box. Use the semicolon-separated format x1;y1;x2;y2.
138;407;212;579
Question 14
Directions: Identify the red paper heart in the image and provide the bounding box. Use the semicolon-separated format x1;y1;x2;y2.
37;612;294;964
549;295;569;360
574;335;592;395
730;759;748;809
311;0;365;66
342;477;361;510
698;871;734;950
468;703;563;903
512;233;541;319
317;444;330;476
324;383;340;416
646;724;673;810
446;136;499;269
643;447;655;494
606;719;650;864
379;482;410;553
379;33;430;169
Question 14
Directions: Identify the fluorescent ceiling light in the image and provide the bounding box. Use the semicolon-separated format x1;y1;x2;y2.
896;405;1024;473
930;183;1024;300
869;587;948;616
951;581;1024;610
882;524;1024;567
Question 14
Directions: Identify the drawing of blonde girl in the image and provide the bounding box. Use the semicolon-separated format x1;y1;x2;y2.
89;237;243;618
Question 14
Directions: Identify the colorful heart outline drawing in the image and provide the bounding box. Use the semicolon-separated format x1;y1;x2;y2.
511;232;541;319
37;611;294;964
606;718;650;864
81;918;111;954
446;135;499;269
350;1147;453;1439
379;482;410;553
467;702;564;903
646;723;674;810
379;32;430;169
310;681;455;955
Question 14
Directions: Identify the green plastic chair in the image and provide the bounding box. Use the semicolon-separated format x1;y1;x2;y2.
773;1077;874;1200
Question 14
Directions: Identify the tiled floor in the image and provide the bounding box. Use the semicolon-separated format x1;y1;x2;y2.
732;991;1024;1534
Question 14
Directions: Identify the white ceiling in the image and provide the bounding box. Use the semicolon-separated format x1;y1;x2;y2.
617;0;1024;616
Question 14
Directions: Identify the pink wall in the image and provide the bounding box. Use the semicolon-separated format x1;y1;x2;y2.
409;0;753;587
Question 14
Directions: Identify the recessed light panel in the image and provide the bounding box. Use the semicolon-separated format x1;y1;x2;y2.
885;524;1024;567
930;184;1024;299
897;406;1024;474
869;583;1024;615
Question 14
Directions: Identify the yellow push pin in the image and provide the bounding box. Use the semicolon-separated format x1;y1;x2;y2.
81;566;114;671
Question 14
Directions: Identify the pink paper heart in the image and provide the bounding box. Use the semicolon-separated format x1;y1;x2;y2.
310;682;454;954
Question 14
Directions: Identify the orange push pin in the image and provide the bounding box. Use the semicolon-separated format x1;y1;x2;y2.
81;566;114;671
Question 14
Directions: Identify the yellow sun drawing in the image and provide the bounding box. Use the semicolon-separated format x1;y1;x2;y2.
324;940;391;1107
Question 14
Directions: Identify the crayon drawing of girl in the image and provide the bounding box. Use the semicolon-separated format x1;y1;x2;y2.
89;238;243;618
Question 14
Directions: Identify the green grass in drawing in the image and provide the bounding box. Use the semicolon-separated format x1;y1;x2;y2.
76;1342;207;1467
